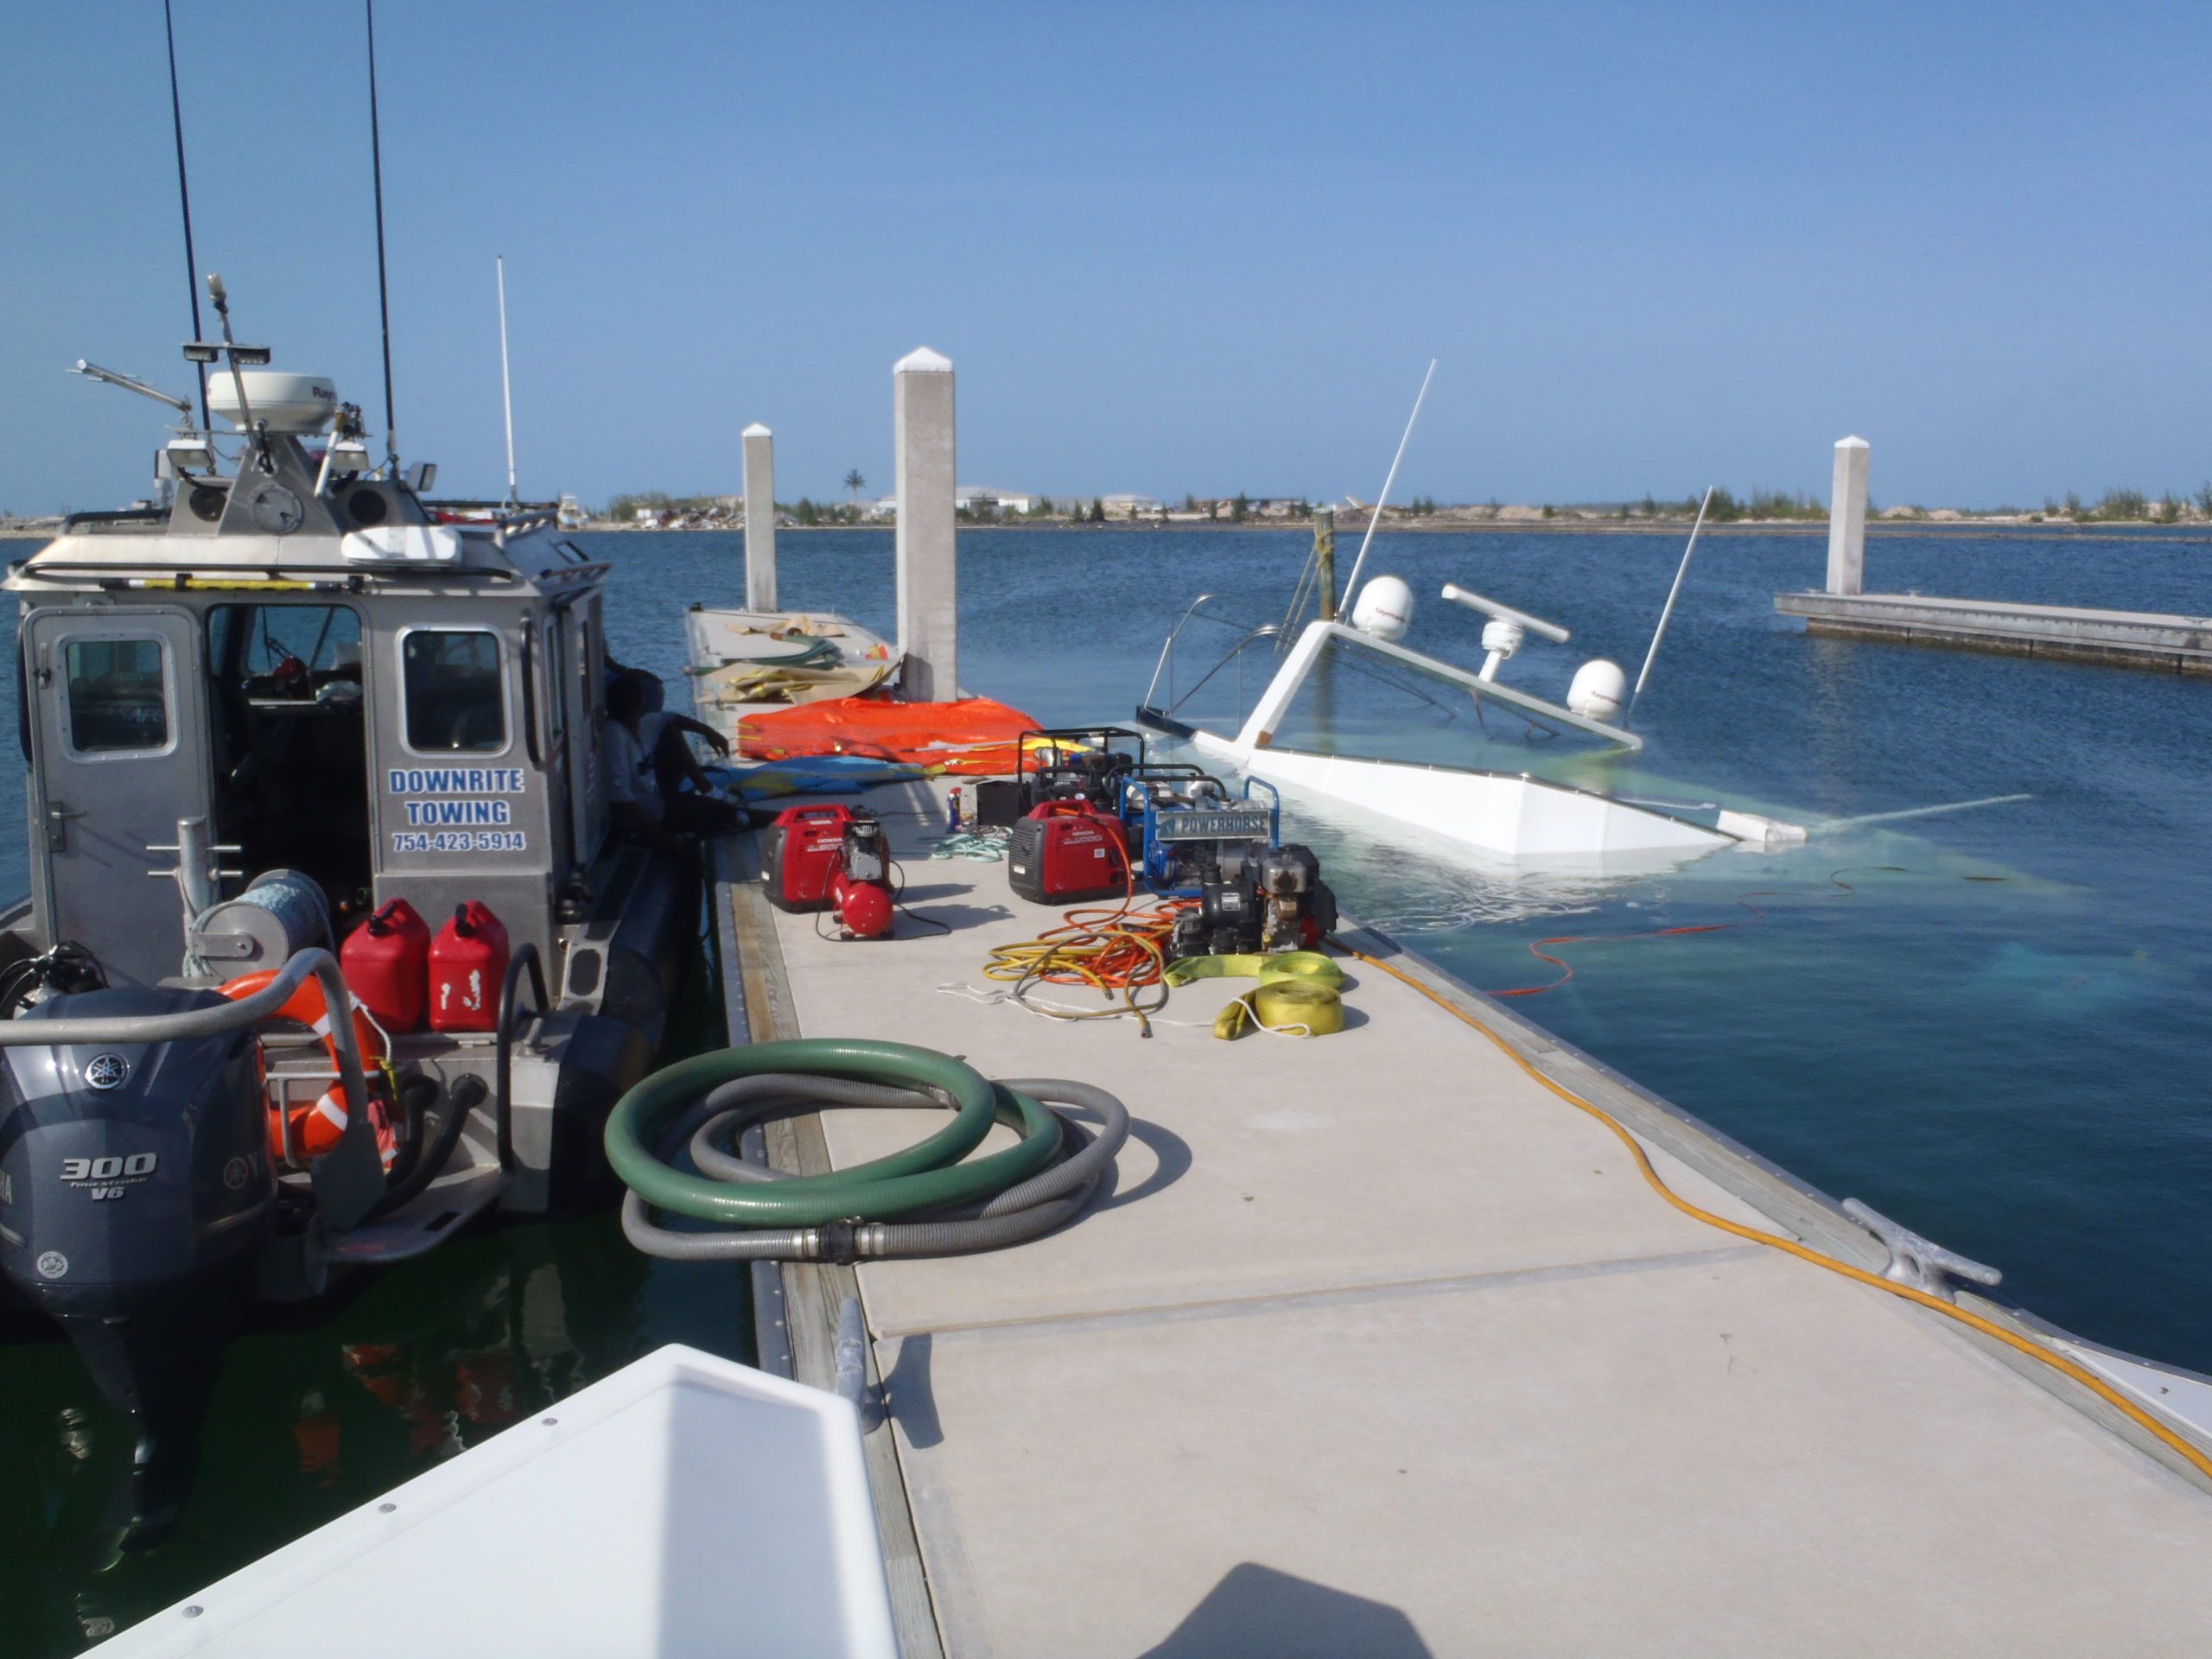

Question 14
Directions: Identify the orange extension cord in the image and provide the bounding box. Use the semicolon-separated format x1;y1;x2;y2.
982;831;1196;1035
1335;938;2212;1484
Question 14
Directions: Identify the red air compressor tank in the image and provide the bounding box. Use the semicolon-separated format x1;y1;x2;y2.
342;898;431;1031
829;813;896;938
1008;801;1130;905
429;901;510;1033
760;804;861;912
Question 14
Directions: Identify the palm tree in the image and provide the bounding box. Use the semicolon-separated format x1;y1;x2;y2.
844;469;866;510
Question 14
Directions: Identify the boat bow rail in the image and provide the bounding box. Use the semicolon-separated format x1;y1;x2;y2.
1138;592;1455;735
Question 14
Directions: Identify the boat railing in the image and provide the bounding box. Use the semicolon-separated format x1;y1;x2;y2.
1143;593;1456;731
0;946;387;1226
1141;594;1288;724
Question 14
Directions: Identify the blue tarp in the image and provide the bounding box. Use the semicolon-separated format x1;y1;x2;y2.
708;754;932;802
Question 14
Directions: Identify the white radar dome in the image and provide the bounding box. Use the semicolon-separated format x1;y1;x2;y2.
208;371;338;434
1350;575;1414;643
1567;658;1628;721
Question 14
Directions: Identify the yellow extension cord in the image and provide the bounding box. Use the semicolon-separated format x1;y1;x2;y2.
1334;942;2212;1485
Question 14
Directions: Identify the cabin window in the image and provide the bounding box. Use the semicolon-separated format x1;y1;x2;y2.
401;629;507;753
208;604;364;697
62;637;170;755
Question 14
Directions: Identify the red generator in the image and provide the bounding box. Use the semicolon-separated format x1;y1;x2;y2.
762;804;896;937
429;901;510;1033
760;804;863;912
1008;801;1131;906
341;897;431;1031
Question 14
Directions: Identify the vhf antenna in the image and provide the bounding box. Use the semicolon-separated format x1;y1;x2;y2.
365;0;398;478
496;255;518;506
162;0;209;430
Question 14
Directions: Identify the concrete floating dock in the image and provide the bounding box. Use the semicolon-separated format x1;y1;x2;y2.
1781;434;2212;673
1776;589;2212;672
709;777;2212;1658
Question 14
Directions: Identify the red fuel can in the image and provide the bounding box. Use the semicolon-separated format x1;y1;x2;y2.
341;898;431;1031
429;901;510;1033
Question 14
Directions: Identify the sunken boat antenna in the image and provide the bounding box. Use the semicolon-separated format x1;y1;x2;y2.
1338;358;1438;605
365;0;398;476
162;0;208;430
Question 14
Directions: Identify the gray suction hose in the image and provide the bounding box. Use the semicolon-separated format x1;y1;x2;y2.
620;1072;1129;1263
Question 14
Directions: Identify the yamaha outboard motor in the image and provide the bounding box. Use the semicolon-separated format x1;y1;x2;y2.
0;988;274;1541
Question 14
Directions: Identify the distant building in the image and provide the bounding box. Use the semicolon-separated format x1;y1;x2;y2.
954;486;1039;515
1102;493;1163;519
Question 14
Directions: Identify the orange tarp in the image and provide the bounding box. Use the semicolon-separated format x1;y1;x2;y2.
734;696;1044;776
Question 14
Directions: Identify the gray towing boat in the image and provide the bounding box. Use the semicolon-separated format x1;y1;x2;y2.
0;294;695;1536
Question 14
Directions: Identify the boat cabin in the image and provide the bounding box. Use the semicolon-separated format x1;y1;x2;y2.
8;397;611;990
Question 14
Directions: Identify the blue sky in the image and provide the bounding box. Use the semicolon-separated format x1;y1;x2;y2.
3;2;2207;514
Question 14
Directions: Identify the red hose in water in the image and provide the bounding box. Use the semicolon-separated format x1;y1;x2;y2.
1484;867;1907;999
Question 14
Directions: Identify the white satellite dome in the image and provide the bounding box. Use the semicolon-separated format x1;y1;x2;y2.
1350;575;1414;643
207;371;338;435
1567;658;1628;721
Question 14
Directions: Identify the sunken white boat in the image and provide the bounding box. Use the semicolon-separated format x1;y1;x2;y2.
1139;572;1799;867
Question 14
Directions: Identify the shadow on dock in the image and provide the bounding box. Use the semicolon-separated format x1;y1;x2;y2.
1140;1562;1433;1657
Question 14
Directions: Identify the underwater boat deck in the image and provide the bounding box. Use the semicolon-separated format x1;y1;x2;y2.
709;776;2212;1657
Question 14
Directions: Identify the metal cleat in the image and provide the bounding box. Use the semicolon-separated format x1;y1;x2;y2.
833;1295;884;1432
1842;1198;2003;1301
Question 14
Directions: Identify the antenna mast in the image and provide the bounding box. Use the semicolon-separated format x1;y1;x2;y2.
365;0;398;475
496;256;518;506
1629;484;1715;721
162;0;208;430
1339;358;1437;604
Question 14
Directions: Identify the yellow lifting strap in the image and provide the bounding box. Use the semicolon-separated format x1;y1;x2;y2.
1163;951;1348;1039
1162;950;1344;990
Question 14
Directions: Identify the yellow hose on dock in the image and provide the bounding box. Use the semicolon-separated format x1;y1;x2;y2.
1335;941;2212;1485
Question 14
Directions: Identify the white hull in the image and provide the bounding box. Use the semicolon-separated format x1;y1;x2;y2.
1189;730;1735;861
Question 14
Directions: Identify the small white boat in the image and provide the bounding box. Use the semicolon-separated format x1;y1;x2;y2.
95;1344;898;1658
683;606;897;714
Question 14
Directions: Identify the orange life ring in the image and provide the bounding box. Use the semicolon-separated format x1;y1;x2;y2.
219;969;397;1168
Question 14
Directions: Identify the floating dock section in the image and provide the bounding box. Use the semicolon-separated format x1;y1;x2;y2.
1777;435;2212;672
709;775;2212;1657
1776;589;2212;672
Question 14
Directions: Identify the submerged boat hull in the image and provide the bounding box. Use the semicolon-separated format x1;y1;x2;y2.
1173;725;1735;862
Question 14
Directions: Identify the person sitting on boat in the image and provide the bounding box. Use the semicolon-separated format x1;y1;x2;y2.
605;650;665;713
604;673;740;844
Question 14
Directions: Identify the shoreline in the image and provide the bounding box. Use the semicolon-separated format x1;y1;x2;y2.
577;518;2212;542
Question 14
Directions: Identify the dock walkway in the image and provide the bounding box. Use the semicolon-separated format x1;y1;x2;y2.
1777;589;2212;672
710;778;2212;1657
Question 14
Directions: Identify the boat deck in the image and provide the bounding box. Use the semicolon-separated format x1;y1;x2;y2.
1776;589;2212;672
711;776;2212;1657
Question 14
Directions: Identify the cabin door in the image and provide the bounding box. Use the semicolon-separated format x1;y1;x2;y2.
25;608;215;987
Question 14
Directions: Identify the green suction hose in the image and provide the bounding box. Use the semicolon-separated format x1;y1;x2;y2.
606;1039;1129;1260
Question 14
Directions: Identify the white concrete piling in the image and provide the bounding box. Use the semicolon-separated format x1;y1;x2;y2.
893;347;958;701
1826;435;1869;596
742;423;778;611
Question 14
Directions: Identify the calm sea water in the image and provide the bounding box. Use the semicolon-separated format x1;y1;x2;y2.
3;523;2208;1649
